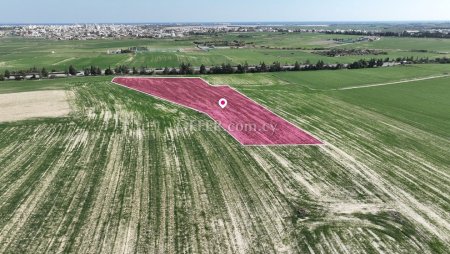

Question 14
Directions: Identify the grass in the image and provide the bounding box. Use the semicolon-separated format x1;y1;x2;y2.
272;64;450;90
0;76;115;94
1;34;450;72
0;29;450;253
0;37;449;253
330;76;450;138
353;37;450;52
200;64;450;92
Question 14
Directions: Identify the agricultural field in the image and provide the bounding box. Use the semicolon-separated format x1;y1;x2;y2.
351;37;450;52
0;64;449;253
272;64;450;90
112;77;321;145
1;33;450;72
0;90;71;123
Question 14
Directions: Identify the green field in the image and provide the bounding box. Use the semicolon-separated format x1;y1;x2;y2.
1;33;450;72
272;64;450;90
352;37;450;52
331;76;450;138
0;63;449;253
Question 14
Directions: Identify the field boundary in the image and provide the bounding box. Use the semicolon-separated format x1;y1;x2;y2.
337;74;450;91
111;77;324;147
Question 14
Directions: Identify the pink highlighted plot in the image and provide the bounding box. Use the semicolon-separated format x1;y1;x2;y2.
112;77;322;146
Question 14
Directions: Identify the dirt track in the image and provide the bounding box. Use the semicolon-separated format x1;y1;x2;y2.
337;74;450;90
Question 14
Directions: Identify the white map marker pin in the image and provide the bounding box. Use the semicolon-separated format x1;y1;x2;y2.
218;98;228;109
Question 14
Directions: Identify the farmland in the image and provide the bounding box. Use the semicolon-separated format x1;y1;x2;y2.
1;33;450;72
0;90;71;123
112;77;321;145
0;62;449;253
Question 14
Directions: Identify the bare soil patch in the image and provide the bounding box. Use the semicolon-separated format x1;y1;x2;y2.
0;90;71;123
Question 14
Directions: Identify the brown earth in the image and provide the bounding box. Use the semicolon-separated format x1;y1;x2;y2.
0;90;71;123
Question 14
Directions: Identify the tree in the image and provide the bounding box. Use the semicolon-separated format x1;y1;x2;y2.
4;70;10;78
90;66;97;76
84;68;90;76
236;64;244;74
41;68;49;78
0;74;4;81
163;67;170;75
16;70;25;80
376;59;384;67
222;63;234;74
316;60;325;70
105;66;113;75
118;65;129;74
368;58;377;68
187;64;194;75
260;62;267;72
179;62;193;75
114;65;129;75
179;62;186;74
169;68;178;75
294;61;301;71
68;65;77;76
200;64;207;74
133;67;138;75
270;62;282;72
209;66;220;74
96;67;102;75
243;61;249;73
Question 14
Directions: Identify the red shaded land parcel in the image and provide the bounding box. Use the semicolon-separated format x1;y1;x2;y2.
112;77;322;146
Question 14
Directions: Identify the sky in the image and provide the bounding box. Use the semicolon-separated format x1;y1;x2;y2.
1;0;450;24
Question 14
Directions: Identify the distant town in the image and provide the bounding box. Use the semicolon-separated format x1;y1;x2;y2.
0;23;449;40
0;24;265;40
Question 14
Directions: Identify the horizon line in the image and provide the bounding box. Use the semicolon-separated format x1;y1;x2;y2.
1;20;450;25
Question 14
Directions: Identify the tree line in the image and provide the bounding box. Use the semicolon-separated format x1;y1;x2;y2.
1;57;449;81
